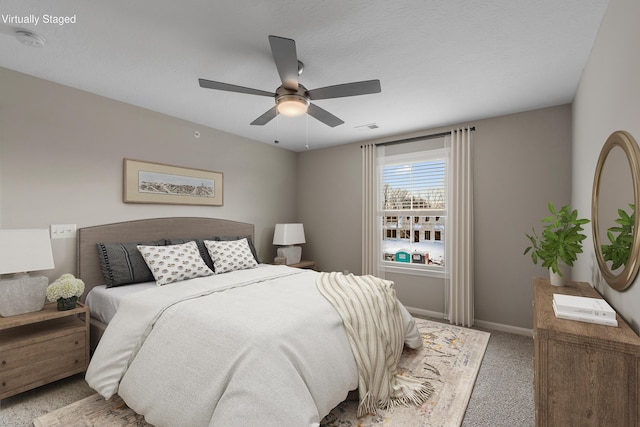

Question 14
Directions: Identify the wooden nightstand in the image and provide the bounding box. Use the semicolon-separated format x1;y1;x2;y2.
0;302;90;400
288;260;318;270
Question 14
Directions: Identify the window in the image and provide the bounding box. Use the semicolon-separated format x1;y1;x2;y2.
380;148;446;275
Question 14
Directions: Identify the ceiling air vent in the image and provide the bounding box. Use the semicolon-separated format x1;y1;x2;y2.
355;123;379;131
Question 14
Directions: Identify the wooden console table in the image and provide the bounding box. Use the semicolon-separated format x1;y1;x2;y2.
533;277;640;426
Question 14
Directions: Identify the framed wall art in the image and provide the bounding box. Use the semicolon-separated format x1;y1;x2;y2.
123;158;223;206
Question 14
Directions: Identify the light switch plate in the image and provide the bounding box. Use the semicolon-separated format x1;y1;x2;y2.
50;224;77;239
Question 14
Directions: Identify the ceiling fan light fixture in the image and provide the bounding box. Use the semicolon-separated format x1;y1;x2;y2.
276;94;309;117
198;36;381;128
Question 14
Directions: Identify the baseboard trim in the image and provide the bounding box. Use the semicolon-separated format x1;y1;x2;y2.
405;306;534;337
405;306;447;321
473;319;533;337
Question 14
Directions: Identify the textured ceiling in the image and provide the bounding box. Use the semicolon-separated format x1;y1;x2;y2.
0;1;609;151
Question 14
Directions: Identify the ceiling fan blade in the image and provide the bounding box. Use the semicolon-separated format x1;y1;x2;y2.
250;106;278;126
307;103;344;127
307;79;381;100
199;79;275;97
268;35;299;91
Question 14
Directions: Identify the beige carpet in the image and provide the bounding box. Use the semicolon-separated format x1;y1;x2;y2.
34;318;489;427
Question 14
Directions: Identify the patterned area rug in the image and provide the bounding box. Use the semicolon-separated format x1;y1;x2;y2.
34;318;489;427
32;393;147;427
321;318;490;426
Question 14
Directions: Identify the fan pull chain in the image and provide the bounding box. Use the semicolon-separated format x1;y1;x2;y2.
305;113;309;150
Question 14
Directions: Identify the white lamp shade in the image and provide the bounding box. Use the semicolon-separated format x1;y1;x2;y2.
0;229;55;274
273;223;306;245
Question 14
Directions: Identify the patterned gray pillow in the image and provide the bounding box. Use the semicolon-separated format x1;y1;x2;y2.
166;238;215;271
166;235;259;272
204;238;258;274
214;236;259;263
137;241;214;286
97;240;165;288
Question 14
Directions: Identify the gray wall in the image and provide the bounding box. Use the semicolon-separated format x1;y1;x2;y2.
572;0;640;334
0;67;298;281
298;105;573;331
2;57;606;333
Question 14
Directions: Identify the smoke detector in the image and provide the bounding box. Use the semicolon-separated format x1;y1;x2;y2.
15;29;46;47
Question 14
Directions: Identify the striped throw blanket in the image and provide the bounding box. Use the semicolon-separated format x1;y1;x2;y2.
316;272;433;416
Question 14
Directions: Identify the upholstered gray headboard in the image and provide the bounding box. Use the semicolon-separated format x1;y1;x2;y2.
76;217;254;302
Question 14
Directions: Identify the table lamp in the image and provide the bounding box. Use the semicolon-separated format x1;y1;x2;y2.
0;229;55;317
273;223;306;265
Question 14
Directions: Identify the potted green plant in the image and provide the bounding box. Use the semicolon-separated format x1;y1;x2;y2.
601;204;635;270
524;202;590;286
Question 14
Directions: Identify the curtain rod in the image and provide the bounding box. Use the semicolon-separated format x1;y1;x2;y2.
369;126;475;148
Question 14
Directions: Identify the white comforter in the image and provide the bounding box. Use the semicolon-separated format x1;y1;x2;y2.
86;265;419;427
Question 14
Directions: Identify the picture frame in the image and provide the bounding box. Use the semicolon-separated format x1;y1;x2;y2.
123;158;223;206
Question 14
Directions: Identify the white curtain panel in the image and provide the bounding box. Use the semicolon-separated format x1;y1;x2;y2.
445;128;474;326
361;143;382;276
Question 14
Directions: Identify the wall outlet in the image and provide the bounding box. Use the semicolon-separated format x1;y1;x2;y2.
50;224;77;239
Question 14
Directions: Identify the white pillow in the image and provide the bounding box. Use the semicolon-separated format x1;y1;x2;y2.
204;238;258;274
137;241;214;286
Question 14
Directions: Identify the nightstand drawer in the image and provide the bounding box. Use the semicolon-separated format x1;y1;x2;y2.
0;346;86;399
0;330;85;373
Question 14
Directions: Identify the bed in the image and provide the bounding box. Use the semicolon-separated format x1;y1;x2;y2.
78;217;424;426
77;217;255;351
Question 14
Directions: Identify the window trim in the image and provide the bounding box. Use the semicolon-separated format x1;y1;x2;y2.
382;261;446;278
379;148;447;278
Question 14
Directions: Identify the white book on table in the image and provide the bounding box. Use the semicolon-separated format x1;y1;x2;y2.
553;301;618;327
553;293;616;320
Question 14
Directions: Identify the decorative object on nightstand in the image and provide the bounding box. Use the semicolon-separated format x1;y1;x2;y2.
273;223;306;265
46;274;85;311
0;229;55;317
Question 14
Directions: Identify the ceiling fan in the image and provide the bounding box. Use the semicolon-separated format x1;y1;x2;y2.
198;35;381;128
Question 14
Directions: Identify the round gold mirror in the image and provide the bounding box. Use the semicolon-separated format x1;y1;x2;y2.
592;130;640;290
